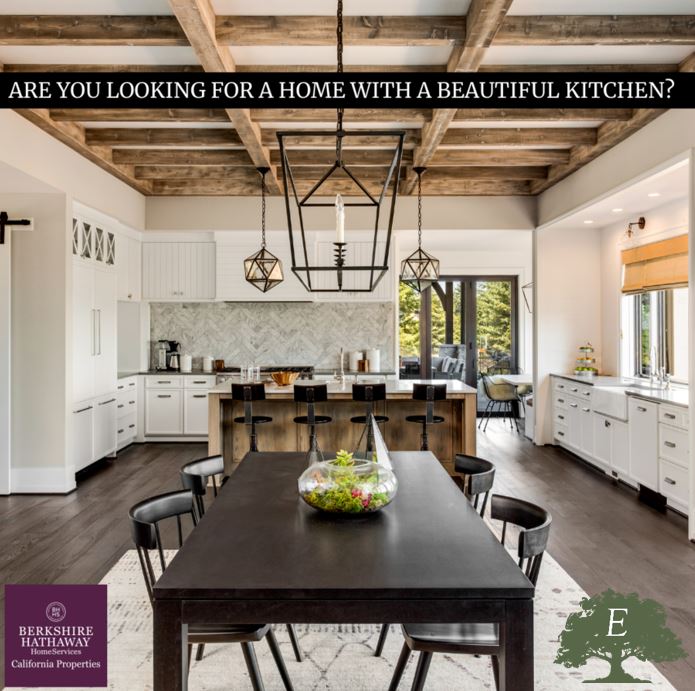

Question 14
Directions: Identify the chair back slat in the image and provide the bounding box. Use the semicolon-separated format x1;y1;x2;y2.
491;494;552;586
454;454;496;517
180;455;225;516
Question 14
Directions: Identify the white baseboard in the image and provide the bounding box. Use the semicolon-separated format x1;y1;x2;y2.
143;436;208;443
11;466;76;494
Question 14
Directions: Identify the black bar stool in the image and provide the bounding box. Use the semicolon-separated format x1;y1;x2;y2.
350;382;389;455
232;382;272;453
293;383;332;464
405;382;447;451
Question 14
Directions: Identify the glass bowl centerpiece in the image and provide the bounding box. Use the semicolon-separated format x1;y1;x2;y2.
298;449;397;514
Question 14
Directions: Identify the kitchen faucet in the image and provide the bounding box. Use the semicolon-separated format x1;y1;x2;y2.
334;348;346;385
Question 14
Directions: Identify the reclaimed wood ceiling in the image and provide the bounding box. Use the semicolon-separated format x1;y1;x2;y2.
1;0;694;197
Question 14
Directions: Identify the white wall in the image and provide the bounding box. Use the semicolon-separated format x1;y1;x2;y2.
534;225;603;446
146;195;536;232
4;193;75;493
0;219;10;494
0;110;145;231
599;198;689;377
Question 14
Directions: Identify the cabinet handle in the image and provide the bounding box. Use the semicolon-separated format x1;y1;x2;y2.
193;394;206;399
74;405;93;414
569;403;578;408
97;309;102;355
664;441;676;448
129;400;136;405
582;407;590;412
557;384;564;389
117;404;124;409
571;387;578;392
557;398;565;403
118;385;125;390
637;406;647;412
118;428;124;434
664;477;676;485
605;420;611;428
558;414;565;420
129;382;136;387
129;424;136;429
99;398;116;406
92;309;97;356
193;380;207;384
664;413;676;419
157;380;171;384
583;391;591;396
557;431;565;437
157;394;172;399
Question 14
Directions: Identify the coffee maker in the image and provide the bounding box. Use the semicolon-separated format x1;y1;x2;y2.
166;341;181;371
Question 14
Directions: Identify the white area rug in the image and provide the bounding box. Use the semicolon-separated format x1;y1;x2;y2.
6;549;677;691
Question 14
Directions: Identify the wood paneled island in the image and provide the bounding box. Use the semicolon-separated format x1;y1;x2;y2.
208;379;477;474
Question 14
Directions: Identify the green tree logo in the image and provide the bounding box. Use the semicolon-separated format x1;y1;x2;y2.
555;589;686;683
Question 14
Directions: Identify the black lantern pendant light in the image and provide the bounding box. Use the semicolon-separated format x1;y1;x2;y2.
244;168;284;293
277;0;405;293
400;167;440;292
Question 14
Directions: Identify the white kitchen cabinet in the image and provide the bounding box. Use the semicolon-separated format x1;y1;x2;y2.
184;391;209;435
659;459;689;509
93;393;118;461
73;261;96;403
593;413;612;468
117;235;142;301
628;397;658;491
93;268;118;397
612;419;629;477
146;389;184;435
579;403;594;458
142;242;215;300
565;398;581;449
592;413;629;479
72;402;94;473
215;232;308;302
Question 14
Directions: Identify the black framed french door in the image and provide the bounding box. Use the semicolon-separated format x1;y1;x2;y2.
399;276;519;412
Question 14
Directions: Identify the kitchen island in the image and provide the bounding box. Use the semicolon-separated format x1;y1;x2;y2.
208;379;477;474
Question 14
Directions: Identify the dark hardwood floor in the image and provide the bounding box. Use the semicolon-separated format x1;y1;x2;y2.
0;424;693;689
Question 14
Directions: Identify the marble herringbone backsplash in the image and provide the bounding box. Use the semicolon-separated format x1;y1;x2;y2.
150;302;395;370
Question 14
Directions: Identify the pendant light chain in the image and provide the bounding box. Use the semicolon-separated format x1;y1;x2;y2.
336;0;344;134
417;170;423;249
260;168;267;248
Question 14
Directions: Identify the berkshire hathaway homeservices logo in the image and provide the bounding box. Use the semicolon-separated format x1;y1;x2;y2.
4;584;107;688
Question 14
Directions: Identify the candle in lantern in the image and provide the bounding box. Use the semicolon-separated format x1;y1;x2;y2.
335;193;345;244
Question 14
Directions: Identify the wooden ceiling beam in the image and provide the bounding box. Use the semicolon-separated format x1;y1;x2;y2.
284;165;546;180
0;15;187;46
52;108;229;122
496;15;695;46
271;149;413;166
479;63;679;73
15;109;152;194
405;0;514;194
167;0;280;192
263;130;420;149
252;108;429;123
441;127;596;147
428;149;569;166
135;165;259;180
4;63;204;72
114;149;253;165
216;15;466;46
86;127;243;147
454;108;633;121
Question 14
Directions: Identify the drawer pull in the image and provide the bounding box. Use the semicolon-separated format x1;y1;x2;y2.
99;398;116;406
193;380;207;384
129;400;136;405
637;406;647;412
117;404;124;409
664;477;676;486
557;384;564;389
557;414;565;420
571;387;578;392
583;391;591;396
605;420;611;428
193;394;206;399
118;428;124;434
569;403;578;408
157;380;172;384
557;431;565;437
157;394;172;399
557;398;565;403
582;407;590;412
129;424;136;429
129;382;136;387
664;413;676;420
664;441;677;449
74;405;93;414
118;385;124;390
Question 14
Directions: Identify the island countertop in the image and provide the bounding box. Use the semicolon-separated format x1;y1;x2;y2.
208;378;477;399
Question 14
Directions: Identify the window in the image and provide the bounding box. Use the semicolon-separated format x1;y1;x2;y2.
631;288;688;383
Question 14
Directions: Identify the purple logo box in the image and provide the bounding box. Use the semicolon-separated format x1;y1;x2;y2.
5;584;107;688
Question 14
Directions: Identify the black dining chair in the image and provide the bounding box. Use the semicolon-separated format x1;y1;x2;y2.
179;457;304;664
350;382;389;456
405;383;447;451
374;455;497;659
232;382;272;453
454;454;496;517
386;495;552;691
293;383;332;464
128;490;295;691
180;454;227;518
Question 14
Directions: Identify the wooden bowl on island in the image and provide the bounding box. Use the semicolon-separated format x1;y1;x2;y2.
270;371;300;387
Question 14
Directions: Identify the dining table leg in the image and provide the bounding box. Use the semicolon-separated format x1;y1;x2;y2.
498;598;534;690
153;599;188;691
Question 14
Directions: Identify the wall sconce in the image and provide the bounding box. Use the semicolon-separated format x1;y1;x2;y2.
625;216;646;241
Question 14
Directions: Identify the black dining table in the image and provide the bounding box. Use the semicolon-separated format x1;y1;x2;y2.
153;451;534;690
